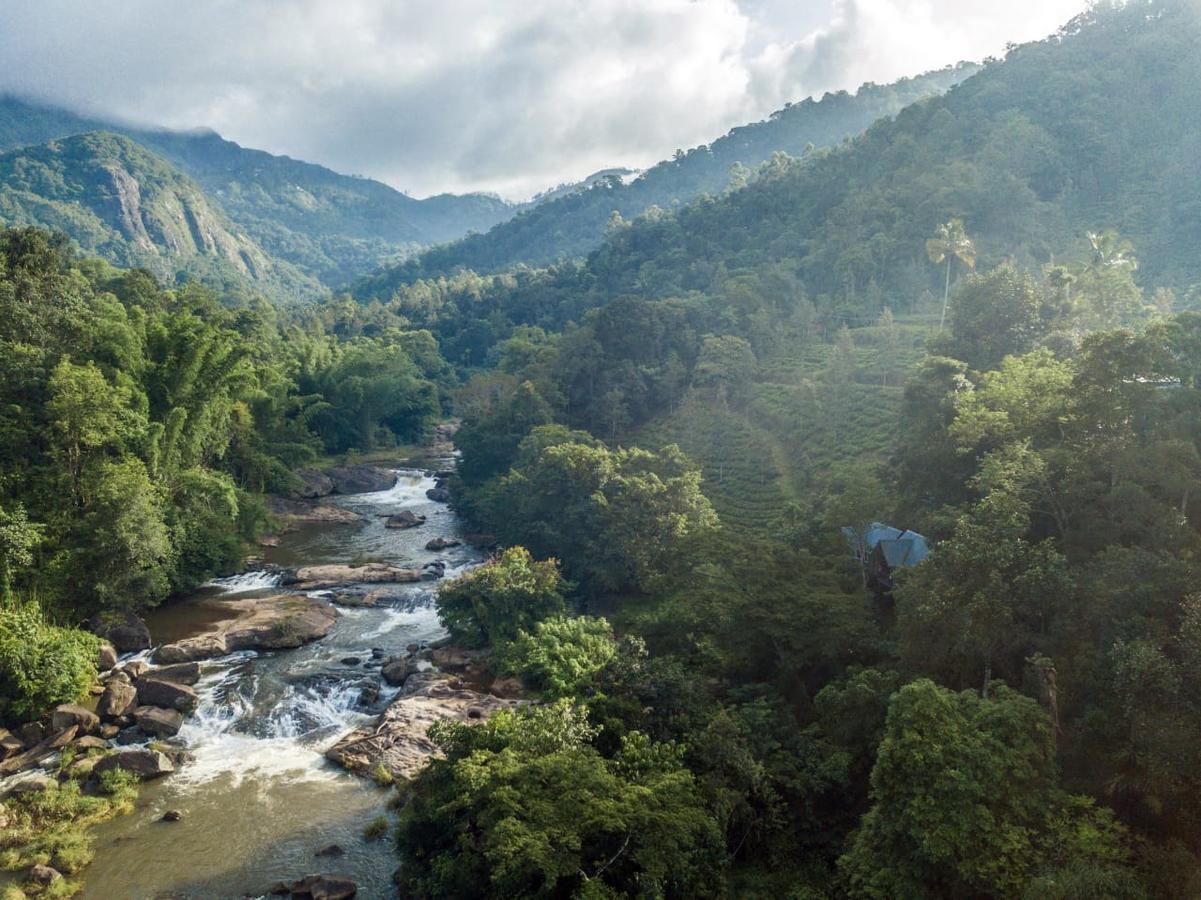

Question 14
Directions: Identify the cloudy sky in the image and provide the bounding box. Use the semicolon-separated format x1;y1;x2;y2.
0;0;1087;199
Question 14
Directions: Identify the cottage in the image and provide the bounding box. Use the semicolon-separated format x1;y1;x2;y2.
843;522;929;592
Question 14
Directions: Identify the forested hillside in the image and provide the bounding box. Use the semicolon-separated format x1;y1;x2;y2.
352;64;977;294
0;95;517;291
0;132;324;301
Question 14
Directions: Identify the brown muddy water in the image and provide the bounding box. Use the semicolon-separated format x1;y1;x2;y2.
74;465;483;899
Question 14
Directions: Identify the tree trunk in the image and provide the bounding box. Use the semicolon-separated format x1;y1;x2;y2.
939;259;952;330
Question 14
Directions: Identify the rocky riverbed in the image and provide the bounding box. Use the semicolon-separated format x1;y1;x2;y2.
1;445;513;899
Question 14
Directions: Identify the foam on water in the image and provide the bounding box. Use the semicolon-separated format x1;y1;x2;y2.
205;570;282;594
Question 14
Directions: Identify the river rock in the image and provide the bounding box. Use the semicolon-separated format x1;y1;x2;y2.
425;486;451;503
120;660;150;680
267;497;365;529
328;464;396;495
96;642;119;671
293;468;335;499
424;537;460;551
384;509;425;529
326;673;518;782
27;864;62;886
329;592;378;608
89;613;151;652
97;680;138;720
6;773;55;795
0;728;23;759
135;705;184;737
380;657;412;686
64;755;101;780
150;662;202;685
155;595;339;663
489;676;525;699
292;563;422;589
17;722;45;747
136;677;199;713
314;844;345;858
420;561;445;580
51;704;99;735
94;748;175;779
161;809;183;822
278;874;358;899
72;735;111;752
430;647;486;673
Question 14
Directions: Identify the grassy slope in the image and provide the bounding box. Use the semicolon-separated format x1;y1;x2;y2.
632;318;932;535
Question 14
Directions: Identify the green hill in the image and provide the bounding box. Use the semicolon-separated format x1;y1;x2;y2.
0;96;516;289
353;63;978;298
0;131;320;299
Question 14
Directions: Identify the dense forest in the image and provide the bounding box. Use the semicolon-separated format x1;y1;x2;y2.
4;0;1201;897
352;63;978;293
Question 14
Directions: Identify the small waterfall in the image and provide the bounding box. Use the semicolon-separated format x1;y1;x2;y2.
205;570;281;594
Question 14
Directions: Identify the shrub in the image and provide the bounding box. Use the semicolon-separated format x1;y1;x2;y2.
435;547;566;648
0;599;99;723
499;615;617;698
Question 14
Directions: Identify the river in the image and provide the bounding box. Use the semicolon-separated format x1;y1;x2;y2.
79;463;483;899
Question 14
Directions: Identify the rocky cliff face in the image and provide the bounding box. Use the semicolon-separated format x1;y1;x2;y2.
0;131;319;299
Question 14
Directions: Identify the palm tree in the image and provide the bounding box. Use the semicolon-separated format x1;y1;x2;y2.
927;219;976;330
1086;229;1138;274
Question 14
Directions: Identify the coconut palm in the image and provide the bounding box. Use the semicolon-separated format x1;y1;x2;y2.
1086;229;1139;274
927;219;976;330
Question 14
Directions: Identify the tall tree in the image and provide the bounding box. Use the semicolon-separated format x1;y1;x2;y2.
926;219;976;331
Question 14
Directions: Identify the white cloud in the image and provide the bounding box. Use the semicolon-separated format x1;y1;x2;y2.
0;0;1086;198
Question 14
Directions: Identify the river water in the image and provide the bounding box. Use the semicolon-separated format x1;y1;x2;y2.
79;465;482;899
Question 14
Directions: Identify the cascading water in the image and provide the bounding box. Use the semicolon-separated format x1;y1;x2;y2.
80;465;483;899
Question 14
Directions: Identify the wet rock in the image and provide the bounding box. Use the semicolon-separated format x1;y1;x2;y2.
314;844;345;858
136;677;199;713
120;660;150;680
96;642;119;671
99;724;120;739
161;809;183;822
17;721;45;747
112;727;143;746
340;657;361;666
135;705;184;737
370;648;386;659
328;464;396;495
27;864;62;886
380;657;412;687
282;873;358;899
292;563;422;589
424;537;460;551
329;592;378;608
155;595;339;662
0;727;24;759
425;486;451;503
358;683;380;707
64;755;101;780
97;680;139;720
51;704;99;735
7;773;55;795
384;509;426;529
406;643;419;654
72;735;111;752
467;705;486;720
326;673;518;782
90;613;151;652
420;561;445;581
293;468;335;499
259;534;282;548
150;662;202;686
94;748;175;779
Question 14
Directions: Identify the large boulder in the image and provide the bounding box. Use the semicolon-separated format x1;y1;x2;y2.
51;704;99;735
326;673;518;782
0;727;23;759
291;564;421;589
26;864;61;887
274;874;357;899
150;662;202;685
424;537;460;551
96;643;119;671
266;497;365;530
134;706;184;737
89;613;151;652
292;468;335;499
136;677;199;713
327;464;396;495
155;596;338;663
94;748;175;779
384;509;425;530
425;486;451;503
380;657;412;687
96;680;138;720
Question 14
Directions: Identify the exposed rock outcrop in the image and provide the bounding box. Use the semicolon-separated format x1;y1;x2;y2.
424;537;460;551
96;643;119;671
325;673;518;782
154;595;339;663
327;464;396;495
134;705;184;737
292;468;335;499
51;704;99;735
383;510;425;529
291;563;422;590
89;613;151;652
136;677;199;713
266;497;364;529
